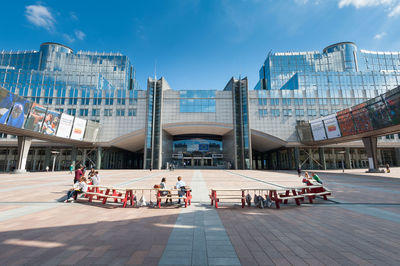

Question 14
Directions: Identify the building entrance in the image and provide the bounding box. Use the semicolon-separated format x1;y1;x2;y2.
171;134;224;168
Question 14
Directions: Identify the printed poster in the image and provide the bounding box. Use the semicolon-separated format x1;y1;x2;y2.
310;118;327;141
70;117;87;140
322;114;341;139
56;113;75;138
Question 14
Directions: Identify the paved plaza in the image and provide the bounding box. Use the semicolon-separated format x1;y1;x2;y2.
0;168;399;265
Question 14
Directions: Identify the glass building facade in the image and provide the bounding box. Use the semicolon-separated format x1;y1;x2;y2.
1;41;400;172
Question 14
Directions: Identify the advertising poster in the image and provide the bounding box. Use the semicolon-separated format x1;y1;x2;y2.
310;118;327;141
41;110;61;136
366;96;392;130
351;103;373;134
383;86;400;125
24;103;47;132
70;117;87;140
5;96;31;129
56;113;75;138
0;88;15;124
322;114;341;139
83;120;100;142
336;108;356;137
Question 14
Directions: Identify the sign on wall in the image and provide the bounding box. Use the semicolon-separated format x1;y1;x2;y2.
322;114;341;139
70;117;87;140
41;110;61;136
24;103;47;132
310;118;327;141
56;113;75;138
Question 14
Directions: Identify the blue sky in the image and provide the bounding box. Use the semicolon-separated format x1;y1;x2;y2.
1;0;400;90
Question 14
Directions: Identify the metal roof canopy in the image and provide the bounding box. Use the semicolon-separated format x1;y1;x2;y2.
0;124;95;147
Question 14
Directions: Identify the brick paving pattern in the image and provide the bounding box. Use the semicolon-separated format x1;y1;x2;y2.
0;168;399;265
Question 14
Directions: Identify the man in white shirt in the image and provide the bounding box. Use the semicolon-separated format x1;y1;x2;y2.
175;176;186;204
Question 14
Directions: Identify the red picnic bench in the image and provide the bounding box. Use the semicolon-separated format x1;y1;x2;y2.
209;189;246;208
156;187;192;208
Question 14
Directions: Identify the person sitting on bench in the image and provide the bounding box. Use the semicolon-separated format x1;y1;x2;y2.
311;172;323;184
160;177;172;204
175;176;186;204
65;176;88;202
302;172;313;186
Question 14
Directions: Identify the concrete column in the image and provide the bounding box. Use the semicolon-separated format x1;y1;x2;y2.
395;148;400;167
32;149;39;171
294;147;300;170
331;149;337;168
44;147;51;171
14;136;32;173
6;149;14;172
362;136;379;172
96;147;102;169
319;147;327;170
308;148;314;169
82;149;87;167
345;147;351;169
57;149;62;171
70;147;77;168
354;149;360;168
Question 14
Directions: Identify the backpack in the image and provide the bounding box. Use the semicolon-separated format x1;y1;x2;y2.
257;195;265;209
246;193;252;206
153;184;160;189
138;195;147;207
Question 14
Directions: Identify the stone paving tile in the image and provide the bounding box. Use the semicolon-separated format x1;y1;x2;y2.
1;168;400;265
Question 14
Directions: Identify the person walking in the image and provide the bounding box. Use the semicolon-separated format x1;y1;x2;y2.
69;164;74;174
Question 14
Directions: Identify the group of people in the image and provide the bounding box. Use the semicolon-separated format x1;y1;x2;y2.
157;176;187;206
64;165;100;202
298;167;323;185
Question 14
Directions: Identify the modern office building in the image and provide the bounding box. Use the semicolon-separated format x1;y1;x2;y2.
1;41;400;171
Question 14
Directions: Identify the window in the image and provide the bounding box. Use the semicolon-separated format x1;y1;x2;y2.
283;109;292;116
128;108;136;116
386;134;394;140
295;109;304;117
67;108;76;116
92;108;100;116
117;89;126;105
307;109;317;116
180;99;216;113
104;109;112;116
319;109;329;116
79;109;89;117
116;109;125;116
306;98;315;105
55;108;64;113
93;90;102;105
270;98;279;105
294;99;303;105
258;109;268;117
271;109;280;117
282;99;291;105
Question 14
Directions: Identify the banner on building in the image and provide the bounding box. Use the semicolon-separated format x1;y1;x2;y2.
0;88;15;124
310;118;327;141
70;117;87;140
366;97;392;130
351;103;373;134
56;113;75;138
41;110;61;136
3;95;31;129
322;114;341;139
383;86;400;125
24;103;47;132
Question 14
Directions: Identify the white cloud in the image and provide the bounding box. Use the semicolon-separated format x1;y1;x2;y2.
374;32;386;39
63;34;75;43
70;12;78;21
25;4;55;31
338;0;394;8
74;30;86;40
388;3;400;16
